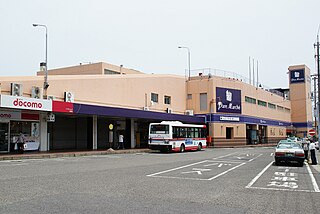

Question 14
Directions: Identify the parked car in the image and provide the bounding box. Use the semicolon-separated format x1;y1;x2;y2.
274;141;305;167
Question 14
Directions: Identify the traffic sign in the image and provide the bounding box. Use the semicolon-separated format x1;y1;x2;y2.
309;129;316;136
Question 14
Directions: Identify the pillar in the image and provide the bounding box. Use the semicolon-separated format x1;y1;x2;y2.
39;112;48;151
93;115;97;150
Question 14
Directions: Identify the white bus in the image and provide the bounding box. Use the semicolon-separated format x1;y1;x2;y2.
148;121;207;152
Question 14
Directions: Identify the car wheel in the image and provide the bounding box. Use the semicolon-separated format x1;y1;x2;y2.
298;161;304;167
180;144;185;153
274;161;279;166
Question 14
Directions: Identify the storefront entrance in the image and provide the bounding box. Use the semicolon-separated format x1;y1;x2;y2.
0;123;9;153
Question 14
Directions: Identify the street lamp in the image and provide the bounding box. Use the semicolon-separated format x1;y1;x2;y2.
33;23;49;96
178;46;191;80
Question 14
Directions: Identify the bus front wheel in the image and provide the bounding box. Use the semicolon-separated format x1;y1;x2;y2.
180;144;185;153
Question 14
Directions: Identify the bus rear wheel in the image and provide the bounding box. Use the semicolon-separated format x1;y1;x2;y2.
180;144;185;153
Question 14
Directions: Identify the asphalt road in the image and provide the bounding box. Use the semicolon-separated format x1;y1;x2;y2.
0;147;319;214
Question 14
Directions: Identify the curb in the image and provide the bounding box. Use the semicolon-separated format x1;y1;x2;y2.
0;149;152;161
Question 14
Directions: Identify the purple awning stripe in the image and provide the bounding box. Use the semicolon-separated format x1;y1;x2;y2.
73;103;204;123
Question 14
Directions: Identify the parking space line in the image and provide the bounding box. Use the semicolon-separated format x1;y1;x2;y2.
208;162;246;181
246;161;273;188
248;154;263;162
247;186;315;193
147;160;208;177
306;163;320;192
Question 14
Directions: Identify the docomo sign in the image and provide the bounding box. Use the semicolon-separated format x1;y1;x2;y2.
13;98;43;109
0;95;52;111
0;111;20;120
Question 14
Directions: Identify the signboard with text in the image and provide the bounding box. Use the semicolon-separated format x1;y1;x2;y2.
290;69;305;84
216;87;242;114
0;95;52;111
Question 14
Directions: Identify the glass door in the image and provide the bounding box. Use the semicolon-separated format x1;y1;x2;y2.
0;123;9;153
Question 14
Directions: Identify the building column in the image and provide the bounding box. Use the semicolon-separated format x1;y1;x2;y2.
39;112;48;151
93;115;97;150
130;119;135;149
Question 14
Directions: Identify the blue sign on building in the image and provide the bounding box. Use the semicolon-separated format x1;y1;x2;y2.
290;69;305;84
216;87;242;114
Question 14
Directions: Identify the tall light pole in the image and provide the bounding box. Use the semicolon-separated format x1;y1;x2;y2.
33;23;49;97
178;46;191;80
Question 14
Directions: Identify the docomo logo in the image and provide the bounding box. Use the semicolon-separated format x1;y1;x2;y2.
13;98;43;109
0;113;11;118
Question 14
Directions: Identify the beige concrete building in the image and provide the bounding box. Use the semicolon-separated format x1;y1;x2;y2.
0;62;313;153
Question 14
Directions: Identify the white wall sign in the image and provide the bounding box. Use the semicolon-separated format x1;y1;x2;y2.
0;110;21;121
0;95;52;111
219;116;240;122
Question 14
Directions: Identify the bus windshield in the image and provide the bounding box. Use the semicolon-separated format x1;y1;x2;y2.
150;125;169;134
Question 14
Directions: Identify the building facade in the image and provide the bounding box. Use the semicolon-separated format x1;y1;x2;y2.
0;62;313;153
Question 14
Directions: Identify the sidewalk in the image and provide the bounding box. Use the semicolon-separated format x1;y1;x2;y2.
312;150;320;173
0;148;151;161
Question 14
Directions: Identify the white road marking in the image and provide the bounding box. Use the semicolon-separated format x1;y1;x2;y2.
147;160;208;177
246;161;273;188
181;168;212;175
306;163;320;192
248;154;262;162
270;153;274;156
248;186;316;193
208;162;246;181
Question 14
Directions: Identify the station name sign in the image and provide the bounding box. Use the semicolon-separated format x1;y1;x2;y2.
216;87;242;114
290;69;305;84
0;95;52;111
219;116;240;122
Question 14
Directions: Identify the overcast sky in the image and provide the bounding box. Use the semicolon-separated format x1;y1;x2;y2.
0;0;319;88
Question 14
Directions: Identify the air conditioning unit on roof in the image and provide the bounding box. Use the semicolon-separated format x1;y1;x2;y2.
31;86;43;99
143;107;149;111
11;83;23;96
185;110;194;116
166;108;172;113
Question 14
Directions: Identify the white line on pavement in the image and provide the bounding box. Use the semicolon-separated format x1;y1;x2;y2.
246;161;274;188
248;154;263;162
146;160;208;177
208;162;246;181
306;163;320;192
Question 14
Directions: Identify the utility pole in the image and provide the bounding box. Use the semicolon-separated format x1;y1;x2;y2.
312;75;318;136
314;35;320;139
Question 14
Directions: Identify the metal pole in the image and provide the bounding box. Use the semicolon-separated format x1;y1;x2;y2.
178;46;191;80
316;35;320;139
252;58;255;87
313;75;318;135
188;49;191;80
249;56;251;84
33;23;49;97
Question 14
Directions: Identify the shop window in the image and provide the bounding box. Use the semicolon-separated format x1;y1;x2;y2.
226;127;233;139
200;93;207;111
164;95;171;104
151;93;158;103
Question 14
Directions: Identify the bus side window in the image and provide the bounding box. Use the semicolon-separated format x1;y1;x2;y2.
180;128;187;138
194;128;199;138
173;127;178;138
188;128;194;138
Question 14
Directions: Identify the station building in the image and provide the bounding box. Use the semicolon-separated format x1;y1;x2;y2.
0;62;313;153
